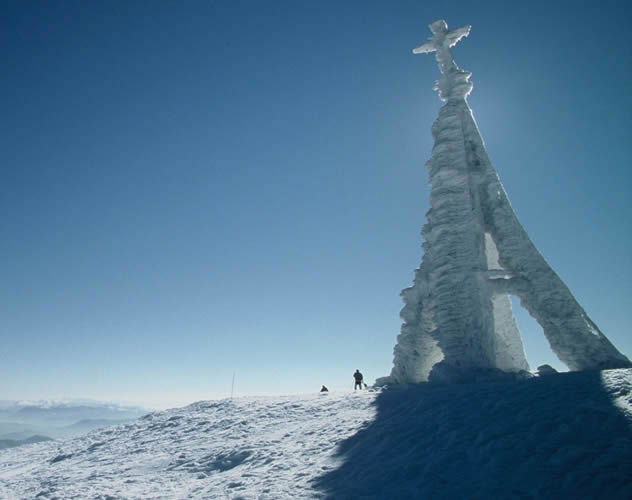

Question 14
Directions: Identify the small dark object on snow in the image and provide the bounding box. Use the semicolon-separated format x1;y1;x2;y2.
320;385;329;392
536;364;558;376
353;369;364;390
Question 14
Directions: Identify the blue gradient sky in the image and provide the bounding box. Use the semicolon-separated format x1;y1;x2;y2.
2;1;631;409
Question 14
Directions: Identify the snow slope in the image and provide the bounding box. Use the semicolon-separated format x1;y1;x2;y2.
1;369;631;499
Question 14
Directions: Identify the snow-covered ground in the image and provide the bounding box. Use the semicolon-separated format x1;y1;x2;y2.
1;369;631;499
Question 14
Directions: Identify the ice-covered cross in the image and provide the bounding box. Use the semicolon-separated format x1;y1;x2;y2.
413;20;473;100
413;19;470;74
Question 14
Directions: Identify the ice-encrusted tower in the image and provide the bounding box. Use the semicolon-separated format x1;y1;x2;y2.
382;20;631;384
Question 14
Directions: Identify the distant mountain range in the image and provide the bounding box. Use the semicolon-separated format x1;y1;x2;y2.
0;399;148;442
0;435;53;450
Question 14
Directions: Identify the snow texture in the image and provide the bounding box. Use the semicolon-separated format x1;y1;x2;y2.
0;392;375;499
381;21;631;386
1;369;631;499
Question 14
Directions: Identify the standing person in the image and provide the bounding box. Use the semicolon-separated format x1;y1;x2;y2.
353;369;364;390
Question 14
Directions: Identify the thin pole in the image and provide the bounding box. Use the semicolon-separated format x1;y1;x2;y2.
231;372;235;400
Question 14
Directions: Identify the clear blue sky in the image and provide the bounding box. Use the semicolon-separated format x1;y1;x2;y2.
2;0;631;409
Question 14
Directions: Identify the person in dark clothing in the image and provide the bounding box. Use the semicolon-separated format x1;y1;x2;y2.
353;369;364;390
320;385;329;392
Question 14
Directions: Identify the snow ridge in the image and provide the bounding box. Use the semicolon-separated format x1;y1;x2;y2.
0;393;375;499
2;370;631;499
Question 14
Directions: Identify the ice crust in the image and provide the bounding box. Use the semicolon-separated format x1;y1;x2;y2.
381;21;631;385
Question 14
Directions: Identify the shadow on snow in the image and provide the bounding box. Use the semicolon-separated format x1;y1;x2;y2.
313;370;632;499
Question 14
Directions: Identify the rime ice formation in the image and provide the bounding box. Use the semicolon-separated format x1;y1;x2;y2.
381;20;631;385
